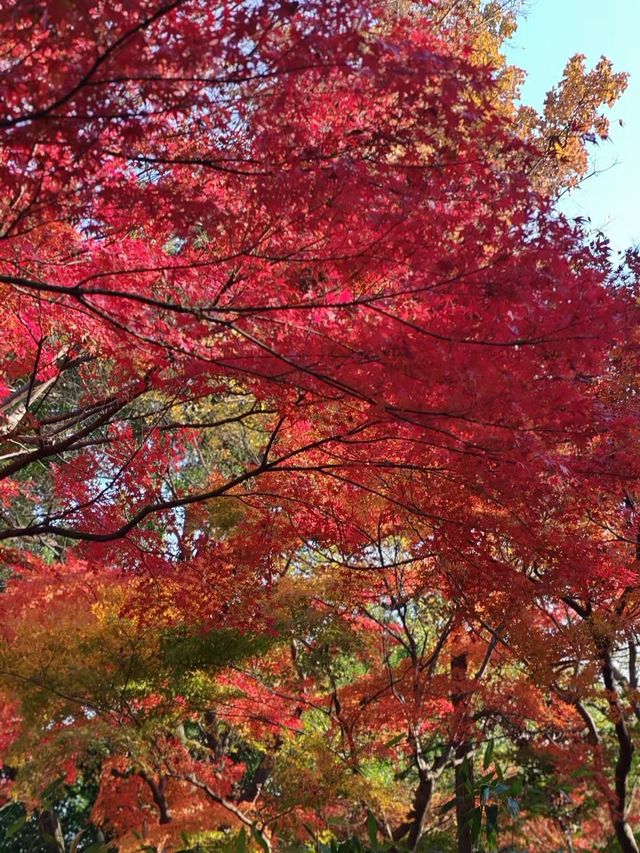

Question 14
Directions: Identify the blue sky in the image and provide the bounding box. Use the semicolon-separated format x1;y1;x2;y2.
505;0;640;254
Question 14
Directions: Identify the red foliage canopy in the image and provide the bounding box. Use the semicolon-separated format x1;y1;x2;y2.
0;1;639;850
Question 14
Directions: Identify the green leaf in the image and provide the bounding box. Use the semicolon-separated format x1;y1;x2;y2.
461;756;474;794
470;806;483;843
461;755;470;780
509;777;523;796
439;796;458;814
383;733;405;749
483;739;494;769
6;816;26;839
366;810;378;848
486;803;499;849
162;627;273;675
252;826;270;853
236;828;247;853
477;771;496;785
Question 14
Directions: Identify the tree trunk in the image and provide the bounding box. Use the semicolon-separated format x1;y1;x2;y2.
601;647;639;853
38;810;65;853
454;745;475;853
614;821;640;853
452;652;475;853
404;773;435;850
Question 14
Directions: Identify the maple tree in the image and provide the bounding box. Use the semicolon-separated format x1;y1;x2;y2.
386;0;628;196
0;1;638;852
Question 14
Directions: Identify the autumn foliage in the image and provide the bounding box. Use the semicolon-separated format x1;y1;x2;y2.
0;1;639;852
